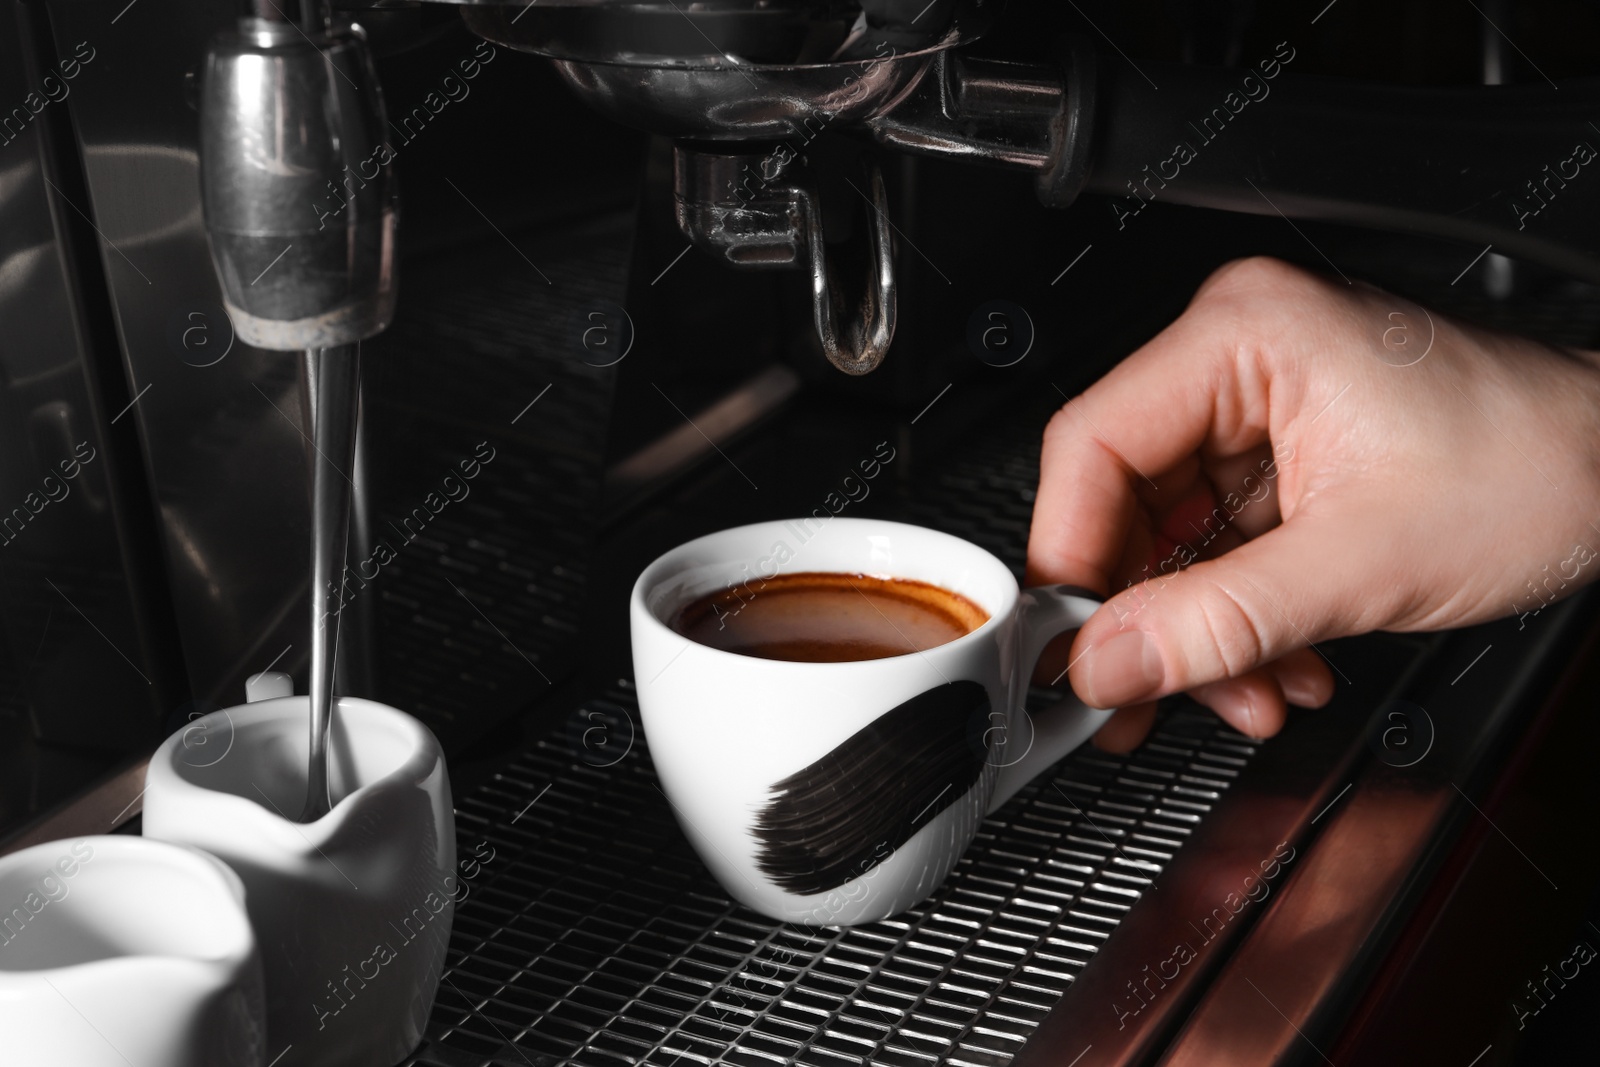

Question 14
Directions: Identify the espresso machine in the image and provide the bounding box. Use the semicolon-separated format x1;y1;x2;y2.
5;0;1600;1063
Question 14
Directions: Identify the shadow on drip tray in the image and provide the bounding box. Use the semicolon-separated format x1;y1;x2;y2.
358;210;631;751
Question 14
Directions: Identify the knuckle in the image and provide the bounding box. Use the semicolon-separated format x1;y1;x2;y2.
1042;400;1086;446
1186;572;1271;679
1193;255;1319;307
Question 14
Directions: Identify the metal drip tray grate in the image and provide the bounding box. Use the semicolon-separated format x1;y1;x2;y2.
405;688;1259;1067
393;371;1262;1065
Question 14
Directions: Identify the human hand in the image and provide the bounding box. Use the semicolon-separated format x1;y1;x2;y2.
1027;256;1600;752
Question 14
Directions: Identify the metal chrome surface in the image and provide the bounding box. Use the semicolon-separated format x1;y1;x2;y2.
673;147;807;270
474;28;944;141
1150;596;1595;1067
463;2;983;141
673;146;896;373
1009;635;1434;1066
200;17;397;348
0;759;149;859
44;0;330;712
40;0;630;731
401;689;1260;1066
865;41;1099;209
459;0;974;374
0;0;184;828
866;51;1063;171
462;1;973;64
804;160;895;375
302;343;360;821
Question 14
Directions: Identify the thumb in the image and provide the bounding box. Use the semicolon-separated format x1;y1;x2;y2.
1067;516;1368;709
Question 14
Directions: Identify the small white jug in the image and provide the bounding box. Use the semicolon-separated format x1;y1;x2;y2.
143;691;455;1067
0;835;265;1067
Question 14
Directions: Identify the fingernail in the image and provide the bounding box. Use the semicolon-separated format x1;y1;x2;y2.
1280;677;1315;709
1280;674;1331;709
1081;630;1165;708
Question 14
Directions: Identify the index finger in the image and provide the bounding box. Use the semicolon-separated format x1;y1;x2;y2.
1026;285;1270;593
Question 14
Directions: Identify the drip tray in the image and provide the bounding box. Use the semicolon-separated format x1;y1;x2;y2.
404;687;1259;1066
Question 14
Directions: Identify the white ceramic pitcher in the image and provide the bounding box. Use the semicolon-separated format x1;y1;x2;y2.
143;689;455;1067
0;835;265;1067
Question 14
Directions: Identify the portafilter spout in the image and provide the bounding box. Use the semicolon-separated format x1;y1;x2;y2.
461;1;1600;360
673;146;896;375
198;1;397;820
464;0;989;375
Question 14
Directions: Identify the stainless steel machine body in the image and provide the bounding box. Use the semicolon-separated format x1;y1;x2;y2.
199;18;396;348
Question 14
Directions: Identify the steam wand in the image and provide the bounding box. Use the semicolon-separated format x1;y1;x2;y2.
198;0;396;821
300;345;360;821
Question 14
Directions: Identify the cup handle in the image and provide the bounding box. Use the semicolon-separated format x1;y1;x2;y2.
988;585;1116;814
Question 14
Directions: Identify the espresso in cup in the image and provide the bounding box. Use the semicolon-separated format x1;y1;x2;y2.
671;571;990;662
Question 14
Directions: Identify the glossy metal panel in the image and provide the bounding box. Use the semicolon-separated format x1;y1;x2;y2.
673;145;897;373
42;1;638;763
0;0;184;832
44;0;320;709
199;18;397;348
1009;634;1434;1067
461;2;985;141
1009;593;1596;1067
1156;595;1596;1067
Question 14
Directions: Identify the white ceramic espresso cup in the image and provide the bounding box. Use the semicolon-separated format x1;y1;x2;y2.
143;694;455;1067
631;518;1116;926
0;836;265;1067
